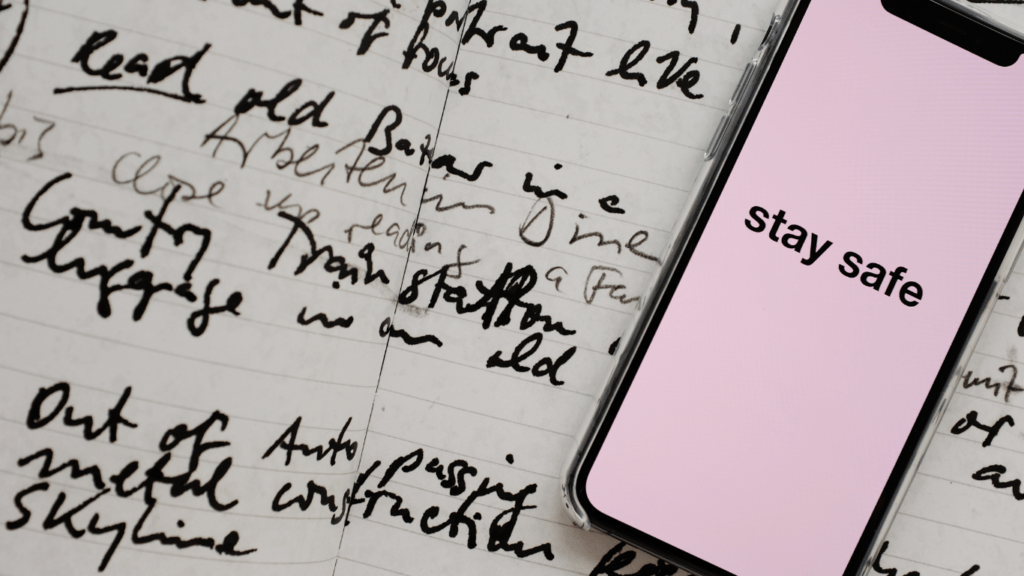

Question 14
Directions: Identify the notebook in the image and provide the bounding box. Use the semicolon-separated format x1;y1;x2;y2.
1;1;1022;575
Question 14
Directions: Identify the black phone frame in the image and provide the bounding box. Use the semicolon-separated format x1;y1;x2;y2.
572;1;1024;575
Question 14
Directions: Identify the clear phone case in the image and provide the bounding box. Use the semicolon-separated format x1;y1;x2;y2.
944;0;1024;44
560;0;1024;573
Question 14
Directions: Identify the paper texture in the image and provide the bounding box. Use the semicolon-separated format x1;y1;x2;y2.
1;1;1022;575
0;0;447;572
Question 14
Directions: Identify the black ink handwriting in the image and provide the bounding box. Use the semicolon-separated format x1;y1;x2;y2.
0;0;28;76
9;402;255;570
339;9;391;55
378;317;443;347
422;191;496;215
59;30;209;103
27;382;136;443
522;172;567;200
269;212;390;287
348;448;554;561
872;541;979;576
263;416;358;466
951;410;1014;447
297;307;353;329
431;154;492;182
230;0;322;26
599;195;625;214
972;464;1024;500
961;364;1023;403
399;262;575;336
590;542;678;576
20;173;241;335
486;332;576;386
234;78;334;127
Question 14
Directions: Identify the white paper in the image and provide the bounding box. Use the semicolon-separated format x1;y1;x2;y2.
0;0;450;573
5;1;1024;576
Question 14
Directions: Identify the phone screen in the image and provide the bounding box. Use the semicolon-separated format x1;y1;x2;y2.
583;1;1024;575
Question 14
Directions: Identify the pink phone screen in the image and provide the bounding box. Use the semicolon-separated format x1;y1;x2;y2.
586;1;1024;575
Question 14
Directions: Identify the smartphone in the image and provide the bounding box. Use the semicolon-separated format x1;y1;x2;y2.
562;1;1024;575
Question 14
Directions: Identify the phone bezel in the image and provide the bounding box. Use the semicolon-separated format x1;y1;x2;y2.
571;1;1024;574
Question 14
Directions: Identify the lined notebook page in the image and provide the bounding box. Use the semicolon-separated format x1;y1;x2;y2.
0;0;452;573
337;1;778;574
7;1;1024;576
